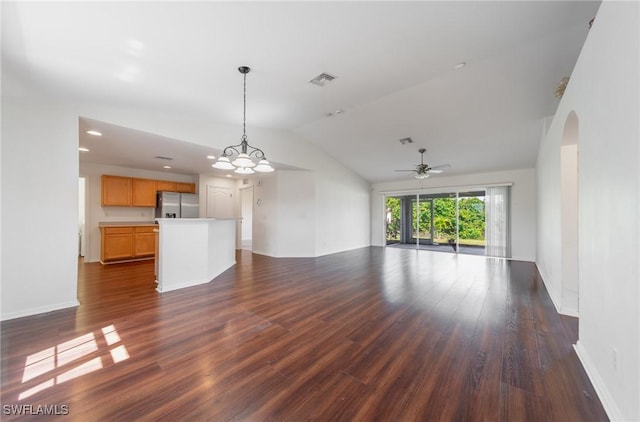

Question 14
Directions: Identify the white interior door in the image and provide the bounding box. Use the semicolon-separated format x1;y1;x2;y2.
206;185;233;218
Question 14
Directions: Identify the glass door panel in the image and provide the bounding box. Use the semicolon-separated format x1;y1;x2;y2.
433;196;456;247
411;198;433;244
385;197;401;245
457;191;486;255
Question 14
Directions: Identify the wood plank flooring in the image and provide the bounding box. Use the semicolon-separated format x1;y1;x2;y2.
1;247;607;421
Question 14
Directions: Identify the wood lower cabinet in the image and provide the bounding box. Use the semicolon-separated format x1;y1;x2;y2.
100;225;157;263
134;227;156;257
101;227;134;262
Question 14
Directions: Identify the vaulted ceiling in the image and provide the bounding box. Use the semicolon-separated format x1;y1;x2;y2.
2;1;600;183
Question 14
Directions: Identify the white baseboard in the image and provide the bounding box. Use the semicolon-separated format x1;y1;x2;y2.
559;307;579;317
509;255;536;262
574;341;624;422
1;300;79;321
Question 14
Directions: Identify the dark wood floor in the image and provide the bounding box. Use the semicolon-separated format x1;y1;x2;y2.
1;247;607;421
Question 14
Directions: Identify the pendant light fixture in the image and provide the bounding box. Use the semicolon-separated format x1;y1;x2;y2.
212;66;274;174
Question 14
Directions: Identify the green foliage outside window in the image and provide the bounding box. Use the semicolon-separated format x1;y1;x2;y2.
386;195;485;245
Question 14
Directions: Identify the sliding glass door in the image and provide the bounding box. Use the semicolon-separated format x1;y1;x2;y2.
385;190;489;256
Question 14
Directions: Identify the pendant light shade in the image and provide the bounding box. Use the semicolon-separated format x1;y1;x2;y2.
212;156;235;170
254;159;275;173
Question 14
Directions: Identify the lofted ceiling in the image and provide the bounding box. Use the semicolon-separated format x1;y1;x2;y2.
1;1;600;183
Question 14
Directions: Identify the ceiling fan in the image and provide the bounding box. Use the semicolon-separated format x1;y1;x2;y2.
395;148;450;179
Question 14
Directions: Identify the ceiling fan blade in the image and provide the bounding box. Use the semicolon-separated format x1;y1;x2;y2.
395;170;417;172
428;164;451;173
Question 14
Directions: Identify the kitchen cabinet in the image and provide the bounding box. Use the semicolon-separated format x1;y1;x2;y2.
102;175;131;206
102;174;196;207
132;178;157;207
100;224;157;263
176;182;196;193
101;227;134;262
156;180;177;192
134;226;156;257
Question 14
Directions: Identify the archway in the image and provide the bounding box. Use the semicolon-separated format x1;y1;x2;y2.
561;111;579;319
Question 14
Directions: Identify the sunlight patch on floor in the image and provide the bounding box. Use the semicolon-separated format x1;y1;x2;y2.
18;325;129;400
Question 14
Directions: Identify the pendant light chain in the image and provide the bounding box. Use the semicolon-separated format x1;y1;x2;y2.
242;70;247;142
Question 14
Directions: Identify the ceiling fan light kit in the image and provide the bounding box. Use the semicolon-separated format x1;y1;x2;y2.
212;66;275;174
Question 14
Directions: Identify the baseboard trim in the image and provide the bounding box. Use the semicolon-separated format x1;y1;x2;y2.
559;307;579;317
1;300;80;321
574;341;624;422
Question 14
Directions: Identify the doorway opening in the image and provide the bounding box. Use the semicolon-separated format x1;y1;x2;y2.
240;186;253;251
78;177;86;257
561;111;580;321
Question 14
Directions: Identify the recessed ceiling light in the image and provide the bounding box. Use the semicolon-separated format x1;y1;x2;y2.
226;174;232;178
86;130;102;136
454;62;466;70
79;147;90;152
163;165;172;169
206;155;216;160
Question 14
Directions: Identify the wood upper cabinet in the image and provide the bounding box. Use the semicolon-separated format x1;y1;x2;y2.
102;174;196;207
102;175;132;206
156;180;177;192
132;178;157;207
176;182;196;193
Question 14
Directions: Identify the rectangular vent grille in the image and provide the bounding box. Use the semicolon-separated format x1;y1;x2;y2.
154;156;173;161
399;137;414;145
310;72;336;87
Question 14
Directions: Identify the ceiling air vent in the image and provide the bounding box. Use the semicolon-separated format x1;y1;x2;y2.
310;72;336;87
398;137;414;145
154;155;173;161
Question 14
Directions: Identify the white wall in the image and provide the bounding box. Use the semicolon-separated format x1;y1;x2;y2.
316;169;371;257
536;2;639;420
252;173;279;256
371;168;537;261
1;100;80;320
80;162;196;262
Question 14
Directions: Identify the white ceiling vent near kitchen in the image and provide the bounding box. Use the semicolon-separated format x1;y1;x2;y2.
398;137;414;145
309;72;336;87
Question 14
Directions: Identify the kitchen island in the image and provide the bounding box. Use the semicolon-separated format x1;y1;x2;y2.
155;218;237;293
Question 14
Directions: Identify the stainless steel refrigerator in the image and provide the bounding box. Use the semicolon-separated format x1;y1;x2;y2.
155;191;199;218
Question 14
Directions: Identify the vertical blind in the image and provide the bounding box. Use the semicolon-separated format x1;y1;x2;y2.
485;186;511;258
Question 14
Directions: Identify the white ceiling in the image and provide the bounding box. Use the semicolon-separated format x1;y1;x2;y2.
2;1;600;183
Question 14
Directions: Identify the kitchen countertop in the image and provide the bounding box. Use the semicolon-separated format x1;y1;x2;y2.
99;221;158;227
